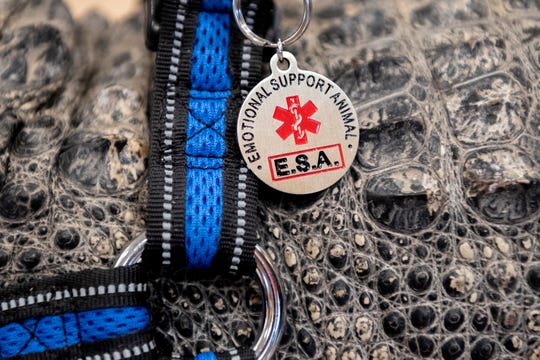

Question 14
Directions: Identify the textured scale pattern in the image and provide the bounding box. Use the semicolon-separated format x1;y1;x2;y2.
0;1;539;360
0;0;150;281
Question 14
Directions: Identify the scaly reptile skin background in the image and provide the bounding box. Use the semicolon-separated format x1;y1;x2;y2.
0;0;539;359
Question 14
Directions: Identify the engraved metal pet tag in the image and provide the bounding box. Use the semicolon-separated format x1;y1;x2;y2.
237;51;359;194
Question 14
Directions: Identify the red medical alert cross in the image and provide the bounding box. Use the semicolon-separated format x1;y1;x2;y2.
273;95;321;145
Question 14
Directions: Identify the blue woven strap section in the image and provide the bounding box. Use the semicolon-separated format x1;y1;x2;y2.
184;1;231;268
0;307;149;358
200;0;230;12
190;12;231;90
195;352;218;360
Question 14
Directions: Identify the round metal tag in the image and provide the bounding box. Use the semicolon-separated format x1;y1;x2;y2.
237;51;359;194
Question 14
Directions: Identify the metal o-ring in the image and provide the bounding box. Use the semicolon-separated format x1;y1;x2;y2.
115;233;285;360
232;0;312;48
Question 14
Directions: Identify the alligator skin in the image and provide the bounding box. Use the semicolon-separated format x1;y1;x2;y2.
1;0;540;359
0;0;150;279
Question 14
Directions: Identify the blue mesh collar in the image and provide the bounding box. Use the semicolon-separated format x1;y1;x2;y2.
143;0;272;276
0;267;156;360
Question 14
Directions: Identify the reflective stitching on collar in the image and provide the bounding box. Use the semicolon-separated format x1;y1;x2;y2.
229;348;241;360
78;340;156;360
229;2;258;274
0;283;147;312
160;1;188;266
239;3;257;98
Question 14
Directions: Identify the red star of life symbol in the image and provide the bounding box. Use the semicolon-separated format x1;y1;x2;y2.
273;95;321;145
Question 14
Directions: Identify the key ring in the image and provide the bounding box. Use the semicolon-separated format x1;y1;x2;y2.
115;233;286;360
232;0;312;48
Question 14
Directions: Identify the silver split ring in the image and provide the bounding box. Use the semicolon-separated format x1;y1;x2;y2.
115;233;286;360
233;0;312;48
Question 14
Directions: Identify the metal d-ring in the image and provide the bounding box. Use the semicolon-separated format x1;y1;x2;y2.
115;233;285;360
233;0;312;48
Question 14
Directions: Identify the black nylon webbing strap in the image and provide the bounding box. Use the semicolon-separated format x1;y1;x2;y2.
8;329;157;360
143;0;273;276
0;266;157;360
0;267;147;325
0;265;256;360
